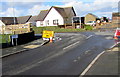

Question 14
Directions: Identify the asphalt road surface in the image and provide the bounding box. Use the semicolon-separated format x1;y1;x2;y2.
2;31;115;76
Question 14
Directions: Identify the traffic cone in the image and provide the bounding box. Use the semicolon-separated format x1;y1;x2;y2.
114;36;118;40
49;37;53;43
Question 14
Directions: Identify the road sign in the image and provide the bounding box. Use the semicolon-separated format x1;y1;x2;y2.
11;34;18;39
42;30;54;39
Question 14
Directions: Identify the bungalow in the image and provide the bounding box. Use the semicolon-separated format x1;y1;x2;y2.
28;15;37;26
0;16;32;34
0;15;32;26
0;17;17;25
17;15;32;24
85;13;99;24
36;6;76;27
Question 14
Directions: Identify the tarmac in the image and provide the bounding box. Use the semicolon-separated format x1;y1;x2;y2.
0;37;49;58
81;43;120;77
0;34;119;76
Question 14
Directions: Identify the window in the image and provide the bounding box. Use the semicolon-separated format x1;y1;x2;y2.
47;20;49;25
53;19;59;25
40;21;43;25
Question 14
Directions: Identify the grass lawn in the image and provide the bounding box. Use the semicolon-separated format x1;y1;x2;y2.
0;25;93;43
32;25;93;34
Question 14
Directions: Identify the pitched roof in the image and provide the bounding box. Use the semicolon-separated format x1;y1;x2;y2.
37;10;49;21
28;16;37;22
37;6;76;21
53;6;76;18
0;17;17;25
87;13;99;18
0;15;32;25
17;15;32;24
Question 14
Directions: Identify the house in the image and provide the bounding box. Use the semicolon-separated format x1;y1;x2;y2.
0;17;17;25
0;15;32;26
112;12;120;27
36;6;76;27
28;15;37;26
17;15;32;24
85;13;99;24
0;16;32;34
36;10;49;27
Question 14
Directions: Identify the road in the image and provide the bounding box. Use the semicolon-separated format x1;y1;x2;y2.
2;31;115;76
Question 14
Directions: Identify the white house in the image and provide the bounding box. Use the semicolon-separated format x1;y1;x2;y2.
0;20;5;26
36;6;76;27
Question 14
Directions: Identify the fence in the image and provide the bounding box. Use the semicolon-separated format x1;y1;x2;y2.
59;23;82;29
0;23;32;34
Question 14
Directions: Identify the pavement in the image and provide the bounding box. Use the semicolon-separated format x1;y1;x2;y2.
0;36;49;58
81;43;120;76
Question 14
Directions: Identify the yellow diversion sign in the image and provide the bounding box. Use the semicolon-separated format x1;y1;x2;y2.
42;30;54;38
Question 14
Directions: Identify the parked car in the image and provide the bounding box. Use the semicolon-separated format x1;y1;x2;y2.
114;28;120;40
85;21;96;26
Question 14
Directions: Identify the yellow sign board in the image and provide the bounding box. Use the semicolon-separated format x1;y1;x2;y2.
42;30;54;38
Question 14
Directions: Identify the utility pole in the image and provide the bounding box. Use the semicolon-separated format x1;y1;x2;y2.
12;0;16;25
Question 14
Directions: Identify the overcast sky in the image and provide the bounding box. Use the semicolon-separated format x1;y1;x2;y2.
0;0;119;19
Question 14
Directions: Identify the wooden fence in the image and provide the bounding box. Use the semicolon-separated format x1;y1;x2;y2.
0;23;32;34
59;23;82;29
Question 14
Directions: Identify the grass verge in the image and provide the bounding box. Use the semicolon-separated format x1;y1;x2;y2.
32;25;93;34
0;34;12;43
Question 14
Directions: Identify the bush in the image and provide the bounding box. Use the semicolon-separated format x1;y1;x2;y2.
83;24;93;30
0;34;12;43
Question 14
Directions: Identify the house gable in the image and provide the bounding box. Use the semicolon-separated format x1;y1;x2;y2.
85;13;99;23
44;7;64;26
36;6;76;27
52;6;76;24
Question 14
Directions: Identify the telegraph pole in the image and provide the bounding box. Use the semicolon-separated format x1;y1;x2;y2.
12;0;16;25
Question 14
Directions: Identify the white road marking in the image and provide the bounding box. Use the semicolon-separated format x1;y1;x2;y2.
86;35;94;39
63;41;80;50
80;51;105;76
110;42;120;49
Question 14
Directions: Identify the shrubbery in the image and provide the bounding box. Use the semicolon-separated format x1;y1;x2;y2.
0;34;12;43
83;24;93;30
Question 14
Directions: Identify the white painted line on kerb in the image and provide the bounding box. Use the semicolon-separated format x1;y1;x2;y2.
110;44;117;49
86;35;93;39
63;41;80;50
110;42;120;49
80;51;105;76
